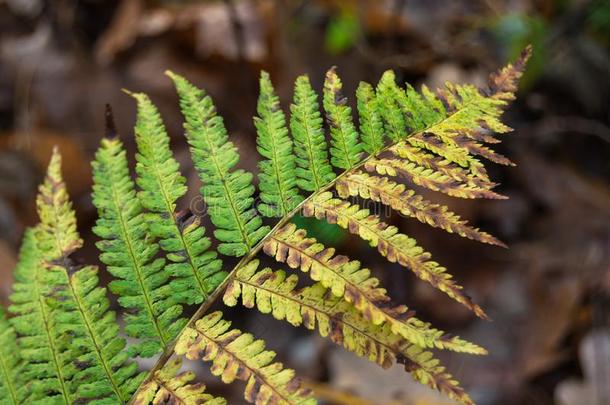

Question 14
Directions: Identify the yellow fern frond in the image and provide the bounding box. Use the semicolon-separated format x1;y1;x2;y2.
336;171;505;247
388;142;499;190
134;358;226;405
263;224;486;354
224;261;475;405
302;192;487;319
36;147;83;258
175;311;315;405
364;157;505;199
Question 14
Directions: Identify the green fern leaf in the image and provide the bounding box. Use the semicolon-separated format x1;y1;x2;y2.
167;71;270;256
263;224;486;354
290;75;336;192
8;229;70;404
356;81;385;155
175;311;315;405
254;71;303;217
130;92;226;305
375;70;407;142
38;149;144;402
224;261;475;405
323;67;362;169
0;307;27;405
134;358;226;405
92;133;185;357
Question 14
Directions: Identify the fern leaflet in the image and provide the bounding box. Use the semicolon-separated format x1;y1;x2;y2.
92;125;185;357
167;71;270;256
175;311;315;405
130;92;226;305
255;71;304;217
134;358;226;405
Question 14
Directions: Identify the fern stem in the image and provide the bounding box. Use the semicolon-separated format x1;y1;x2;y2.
130;87;484;402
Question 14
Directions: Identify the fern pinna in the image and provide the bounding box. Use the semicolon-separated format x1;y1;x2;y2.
0;47;530;405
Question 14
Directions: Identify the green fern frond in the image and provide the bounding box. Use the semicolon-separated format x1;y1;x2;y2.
8;229;69;403
356;81;385;155
375;70;407;142
336;171;505;246
290;75;335;192
224;261;474;405
302;192;488;318
254;72;303;217
323;67;362;169
39;149;144;402
175;311;315;405
129;92;226;305
134;358;226;405
263;224;486;354
167;71;270;256
0;307;27;405
92;134;185;357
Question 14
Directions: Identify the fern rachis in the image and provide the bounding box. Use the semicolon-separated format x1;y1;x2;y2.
1;46;531;405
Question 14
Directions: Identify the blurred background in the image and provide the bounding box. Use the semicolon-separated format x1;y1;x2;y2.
0;0;609;404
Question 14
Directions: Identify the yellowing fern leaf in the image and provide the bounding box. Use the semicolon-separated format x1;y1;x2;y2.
302;192;488;318
263;224;486;353
175;312;315;405
134;358;226;405
223;261;475;405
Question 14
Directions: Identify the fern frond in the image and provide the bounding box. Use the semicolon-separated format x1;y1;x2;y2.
0;307;27;405
167;71;270;256
375;71;406;142
388;142;500;190
38;149;144;401
224;261;475;405
364;157;506;199
323;67;362;169
290;75;335;192
92;134;185;357
356;82;385;155
130;92;226;305
302;192;487;318
64;263;145;401
134;358;226;405
35;148;82;258
175;311;315;405
336;171;505;247
485;45;532;101
254;72;303;217
263;224;485;353
8;229;70;403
